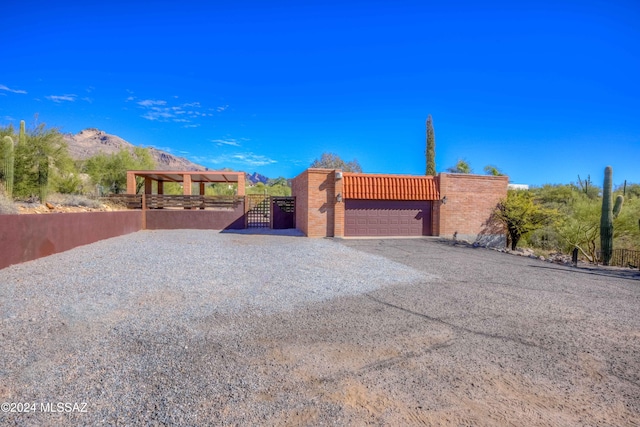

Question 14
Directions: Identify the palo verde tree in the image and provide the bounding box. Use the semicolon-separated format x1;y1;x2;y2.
83;147;155;194
9;120;74;202
311;152;362;173
493;189;558;250
425;115;436;175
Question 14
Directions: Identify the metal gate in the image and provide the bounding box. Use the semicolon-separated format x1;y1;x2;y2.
246;195;271;228
246;195;295;229
272;197;295;229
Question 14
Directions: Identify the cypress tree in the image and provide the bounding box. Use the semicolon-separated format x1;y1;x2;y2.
426;115;436;175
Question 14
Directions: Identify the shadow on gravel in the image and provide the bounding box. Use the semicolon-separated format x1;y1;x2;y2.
529;264;640;281
220;228;305;237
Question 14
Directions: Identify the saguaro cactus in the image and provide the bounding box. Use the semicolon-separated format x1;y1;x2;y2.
2;135;14;197
38;156;49;203
600;166;624;265
18;120;26;146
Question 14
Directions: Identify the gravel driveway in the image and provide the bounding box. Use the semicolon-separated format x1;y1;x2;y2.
1;231;639;426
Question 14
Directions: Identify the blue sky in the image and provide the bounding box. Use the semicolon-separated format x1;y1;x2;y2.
1;0;638;186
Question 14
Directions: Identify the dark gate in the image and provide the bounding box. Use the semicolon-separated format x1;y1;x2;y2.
272;197;295;229
246;195;271;228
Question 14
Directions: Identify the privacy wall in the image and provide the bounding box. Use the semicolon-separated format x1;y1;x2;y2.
0;211;142;270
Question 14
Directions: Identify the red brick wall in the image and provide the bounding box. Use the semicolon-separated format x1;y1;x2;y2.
438;173;508;245
291;170;310;236
291;169;339;237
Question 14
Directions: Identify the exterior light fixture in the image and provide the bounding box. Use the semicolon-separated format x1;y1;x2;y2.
336;193;343;203
335;171;343;180
441;196;447;205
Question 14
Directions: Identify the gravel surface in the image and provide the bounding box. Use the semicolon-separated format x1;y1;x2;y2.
1;231;639;426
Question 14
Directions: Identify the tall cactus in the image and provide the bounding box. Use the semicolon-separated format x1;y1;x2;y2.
600;166;623;265
18;120;26;146
2;135;14;197
38;156;49;203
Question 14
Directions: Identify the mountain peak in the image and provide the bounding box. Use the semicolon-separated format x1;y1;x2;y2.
64;129;205;171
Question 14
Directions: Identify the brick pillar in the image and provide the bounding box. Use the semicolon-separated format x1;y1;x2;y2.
237;173;246;196
334;170;344;238
126;172;136;194
183;174;192;195
144;177;153;194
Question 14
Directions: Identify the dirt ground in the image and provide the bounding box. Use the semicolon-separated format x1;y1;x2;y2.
1;234;639;426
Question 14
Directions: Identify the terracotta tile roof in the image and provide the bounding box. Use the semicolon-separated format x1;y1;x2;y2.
343;173;440;200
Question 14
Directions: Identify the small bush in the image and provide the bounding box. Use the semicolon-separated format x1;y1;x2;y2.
47;193;102;209
0;191;18;214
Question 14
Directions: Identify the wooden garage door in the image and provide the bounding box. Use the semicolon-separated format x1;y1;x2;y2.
345;200;432;237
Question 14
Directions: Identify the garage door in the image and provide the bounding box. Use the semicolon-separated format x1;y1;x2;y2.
345;200;432;237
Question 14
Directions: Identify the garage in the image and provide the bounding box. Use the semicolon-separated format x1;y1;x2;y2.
345;200;432;237
341;172;439;237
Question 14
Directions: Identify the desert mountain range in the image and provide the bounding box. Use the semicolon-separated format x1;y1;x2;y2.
63;128;269;184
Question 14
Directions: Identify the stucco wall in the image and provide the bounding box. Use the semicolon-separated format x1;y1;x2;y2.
0;211;143;270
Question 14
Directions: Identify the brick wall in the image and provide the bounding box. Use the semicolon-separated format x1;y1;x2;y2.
438;173;508;246
291;170;309;236
291;168;339;237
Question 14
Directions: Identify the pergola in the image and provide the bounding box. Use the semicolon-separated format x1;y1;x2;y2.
126;170;246;196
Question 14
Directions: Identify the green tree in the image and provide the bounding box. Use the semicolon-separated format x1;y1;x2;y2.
311;152;362;173
484;165;504;176
556;196;601;262
493;189;558;250
446;159;472;174
84;147;155;194
10;121;76;201
426;115;436;175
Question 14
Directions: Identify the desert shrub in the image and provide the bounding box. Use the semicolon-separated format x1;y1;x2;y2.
47;193;102;209
0;190;18;214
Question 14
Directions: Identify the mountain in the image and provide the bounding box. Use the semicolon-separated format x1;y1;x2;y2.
63;128;205;171
64;128;275;183
246;172;269;185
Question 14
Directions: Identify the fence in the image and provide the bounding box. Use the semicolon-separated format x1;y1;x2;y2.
103;194;241;210
608;249;640;268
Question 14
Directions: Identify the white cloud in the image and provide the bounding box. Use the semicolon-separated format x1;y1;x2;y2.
192;152;276;167
46;94;77;103
125;96;135;102
135;97;221;127
138;99;167;107
142;110;175;121
232;153;277;166
213;138;241;147
216;105;229;112
0;84;27;94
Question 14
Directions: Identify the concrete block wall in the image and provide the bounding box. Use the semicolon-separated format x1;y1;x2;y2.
437;173;508;246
